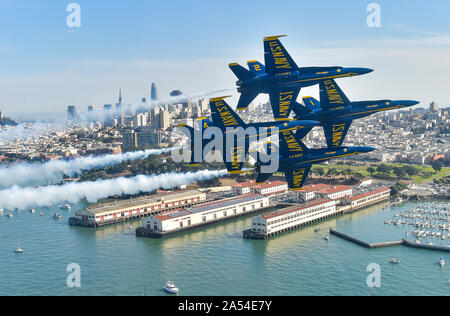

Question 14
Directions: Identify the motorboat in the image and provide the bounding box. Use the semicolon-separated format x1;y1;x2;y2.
53;213;63;219
164;281;179;294
439;257;445;267
14;241;23;253
314;228;321;233
389;258;400;264
324;236;330;241
29;208;36;214
60;204;71;211
6;212;13;218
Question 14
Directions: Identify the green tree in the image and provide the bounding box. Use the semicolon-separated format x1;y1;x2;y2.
403;165;420;180
392;166;406;179
367;167;376;176
431;161;444;173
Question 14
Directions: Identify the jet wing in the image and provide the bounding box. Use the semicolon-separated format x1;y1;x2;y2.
264;35;299;75
284;165;312;190
269;87;300;121
323;120;352;148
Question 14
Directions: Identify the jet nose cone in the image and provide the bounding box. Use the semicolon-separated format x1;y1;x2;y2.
357;68;374;75
359;146;376;153
344;67;374;75
398;100;420;107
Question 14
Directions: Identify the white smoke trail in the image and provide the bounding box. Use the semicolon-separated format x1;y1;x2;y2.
0;148;175;188
0;121;68;142
0;169;227;210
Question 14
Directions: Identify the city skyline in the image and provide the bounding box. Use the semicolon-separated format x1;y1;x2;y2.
1;1;450;115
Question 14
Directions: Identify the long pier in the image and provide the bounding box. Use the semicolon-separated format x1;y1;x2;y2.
330;229;450;253
330;229;403;249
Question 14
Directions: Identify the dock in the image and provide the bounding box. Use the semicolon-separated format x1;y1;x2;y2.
330;229;450;253
330;229;403;249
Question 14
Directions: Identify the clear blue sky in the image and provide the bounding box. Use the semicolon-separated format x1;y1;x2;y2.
1;0;449;115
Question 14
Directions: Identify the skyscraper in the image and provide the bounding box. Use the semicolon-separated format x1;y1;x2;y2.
67;106;78;121
151;83;158;101
430;102;439;112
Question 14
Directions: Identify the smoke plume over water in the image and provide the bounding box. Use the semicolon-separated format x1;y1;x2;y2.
0;148;176;188
0;169;227;210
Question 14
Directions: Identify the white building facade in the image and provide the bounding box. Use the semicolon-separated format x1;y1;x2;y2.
251;199;337;236
144;194;270;233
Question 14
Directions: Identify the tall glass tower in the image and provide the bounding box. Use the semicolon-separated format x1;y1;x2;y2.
151;83;158;101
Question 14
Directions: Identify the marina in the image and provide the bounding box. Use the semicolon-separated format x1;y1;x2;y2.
384;202;450;246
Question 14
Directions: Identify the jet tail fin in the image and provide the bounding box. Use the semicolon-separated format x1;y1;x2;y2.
279;129;309;159
302;96;321;111
229;63;254;81
291;101;313;119
264;35;299;75
210;96;246;130
247;60;266;76
319;79;351;110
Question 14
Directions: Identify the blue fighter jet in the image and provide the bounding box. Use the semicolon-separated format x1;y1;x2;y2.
255;129;376;190
229;35;373;121
291;79;419;148
178;96;319;173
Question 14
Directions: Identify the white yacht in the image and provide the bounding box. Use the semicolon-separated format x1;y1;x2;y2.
14;241;23;253
164;281;179;294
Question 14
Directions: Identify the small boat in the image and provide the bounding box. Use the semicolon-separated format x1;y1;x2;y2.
6;212;13;218
389;258;400;264
439;257;445;267
53;213;62;219
29;208;36;214
314;228;321;233
164;281;179;294
14;241;23;253
60;204;71;211
324;236;330;241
